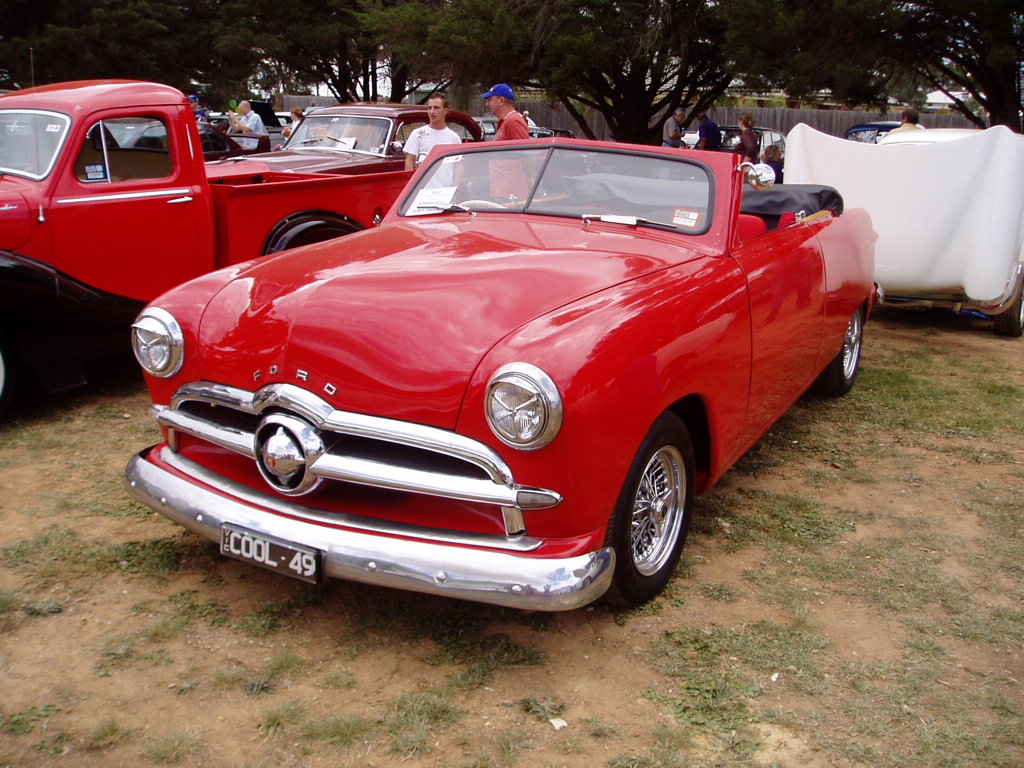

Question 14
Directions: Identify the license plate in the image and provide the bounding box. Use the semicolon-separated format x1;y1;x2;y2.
220;524;322;584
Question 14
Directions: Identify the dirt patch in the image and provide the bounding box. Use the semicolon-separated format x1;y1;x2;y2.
1;306;1022;767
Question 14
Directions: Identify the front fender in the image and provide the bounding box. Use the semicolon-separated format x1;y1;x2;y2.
457;256;752;540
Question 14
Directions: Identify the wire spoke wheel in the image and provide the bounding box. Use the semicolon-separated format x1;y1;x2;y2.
841;308;863;381
630;445;685;576
605;413;695;607
812;305;864;397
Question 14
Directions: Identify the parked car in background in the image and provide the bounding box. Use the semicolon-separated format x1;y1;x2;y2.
787;124;1023;336
247;100;286;148
207;112;230;132
116;118;269;159
474;116;574;140
719;125;786;159
214;104;482;175
206;103;286;148
876;127;976;145
196;121;270;158
843;121;901;143
126;138;876;611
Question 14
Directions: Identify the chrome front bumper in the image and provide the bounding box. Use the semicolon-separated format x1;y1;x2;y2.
125;447;614;611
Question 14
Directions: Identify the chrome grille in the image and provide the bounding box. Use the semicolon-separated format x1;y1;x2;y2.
155;382;562;535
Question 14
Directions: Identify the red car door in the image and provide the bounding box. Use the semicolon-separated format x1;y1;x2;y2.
47;110;212;303
731;221;826;440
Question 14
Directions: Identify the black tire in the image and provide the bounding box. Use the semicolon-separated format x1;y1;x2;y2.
811;305;864;397
604;413;695;607
992;286;1024;338
0;332;16;420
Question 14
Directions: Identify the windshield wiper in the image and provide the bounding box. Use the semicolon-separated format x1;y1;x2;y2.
294;138;384;157
413;203;476;215
581;213;679;232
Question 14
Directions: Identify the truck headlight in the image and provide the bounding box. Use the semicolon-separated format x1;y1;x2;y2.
131;307;184;378
485;363;563;449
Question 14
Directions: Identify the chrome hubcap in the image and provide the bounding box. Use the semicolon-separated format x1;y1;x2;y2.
630;445;686;576
842;311;863;381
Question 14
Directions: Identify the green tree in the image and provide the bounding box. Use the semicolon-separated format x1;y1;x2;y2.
223;0;418;103
721;0;1022;131
536;0;731;142
367;0;732;143
721;0;896;105
0;0;252;100
897;0;1022;130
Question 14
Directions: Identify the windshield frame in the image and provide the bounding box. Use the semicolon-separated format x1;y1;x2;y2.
281;113;394;155
398;144;716;236
0;108;72;180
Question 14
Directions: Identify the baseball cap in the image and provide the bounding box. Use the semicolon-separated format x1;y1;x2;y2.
481;83;515;100
187;94;199;101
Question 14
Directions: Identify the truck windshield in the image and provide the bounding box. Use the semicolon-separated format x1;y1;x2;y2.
284;114;391;154
0;109;71;180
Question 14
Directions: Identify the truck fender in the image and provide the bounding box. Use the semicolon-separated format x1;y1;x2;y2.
262;210;364;255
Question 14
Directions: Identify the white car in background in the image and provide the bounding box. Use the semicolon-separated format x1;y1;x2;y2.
877;128;977;145
786;124;1024;336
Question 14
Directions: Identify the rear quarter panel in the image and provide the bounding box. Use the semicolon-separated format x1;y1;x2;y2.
814;207;877;349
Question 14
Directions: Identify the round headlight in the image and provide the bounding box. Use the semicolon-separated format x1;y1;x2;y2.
485;363;563;449
131;307;184;378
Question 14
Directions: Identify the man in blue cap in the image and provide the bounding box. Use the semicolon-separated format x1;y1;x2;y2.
188;94;210;123
482;83;530;141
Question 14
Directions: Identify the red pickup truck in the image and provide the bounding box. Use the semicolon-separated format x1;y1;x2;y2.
0;80;411;413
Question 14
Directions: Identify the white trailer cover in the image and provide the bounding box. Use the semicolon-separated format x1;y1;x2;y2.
786;124;1024;305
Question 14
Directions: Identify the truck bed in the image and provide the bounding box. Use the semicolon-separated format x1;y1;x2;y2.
206;168;411;268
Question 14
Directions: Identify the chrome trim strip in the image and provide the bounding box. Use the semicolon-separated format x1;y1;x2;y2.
160;381;563;514
126;448;612;611
975;264;1024;314
159;406;255;456
56;187;193;204
311;453;540;508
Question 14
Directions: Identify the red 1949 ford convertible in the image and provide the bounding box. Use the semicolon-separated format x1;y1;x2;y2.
126;138;876;611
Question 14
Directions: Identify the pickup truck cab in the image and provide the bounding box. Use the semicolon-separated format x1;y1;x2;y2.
0;80;411;413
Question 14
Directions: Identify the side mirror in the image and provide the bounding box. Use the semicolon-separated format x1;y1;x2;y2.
740;162;776;191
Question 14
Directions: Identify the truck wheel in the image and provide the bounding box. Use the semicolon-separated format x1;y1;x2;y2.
263;212;363;254
603;413;695;607
992;287;1024;338
811;305;864;396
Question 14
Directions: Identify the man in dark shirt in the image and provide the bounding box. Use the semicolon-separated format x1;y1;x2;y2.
696;112;721;151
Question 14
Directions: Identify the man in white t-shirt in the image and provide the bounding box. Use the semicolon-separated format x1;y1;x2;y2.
404;93;463;185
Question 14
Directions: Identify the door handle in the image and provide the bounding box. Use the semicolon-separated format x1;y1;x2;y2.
167;196;194;204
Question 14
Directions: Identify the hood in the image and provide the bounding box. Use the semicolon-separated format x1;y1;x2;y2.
195;216;699;429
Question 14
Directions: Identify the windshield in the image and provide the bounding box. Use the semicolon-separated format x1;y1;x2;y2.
0;109;72;180
283;114;392;154
400;146;713;233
